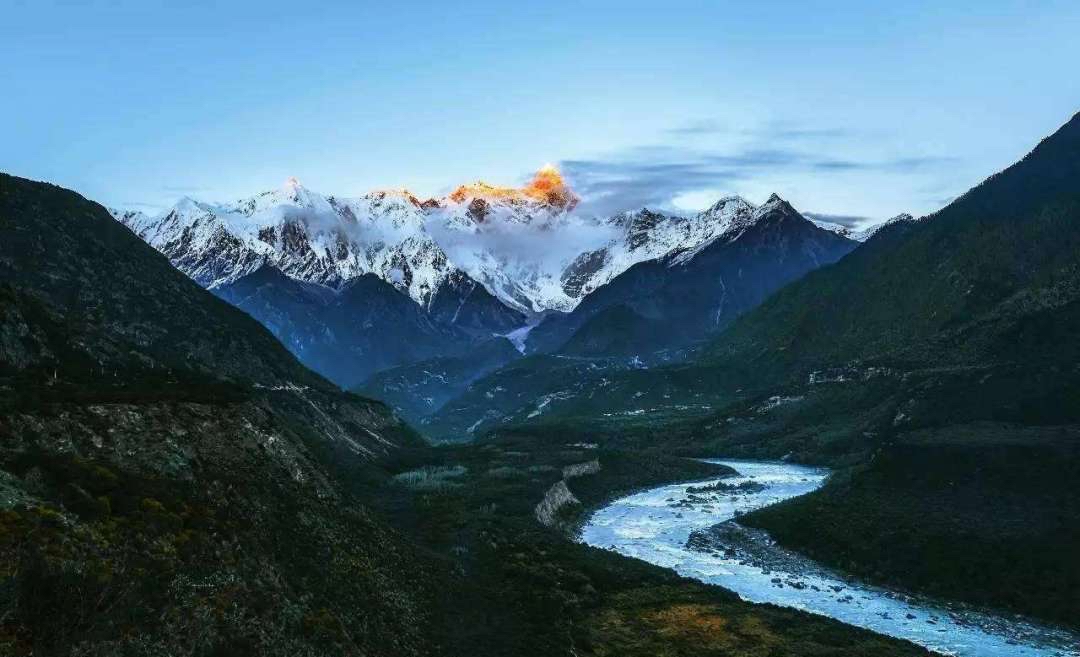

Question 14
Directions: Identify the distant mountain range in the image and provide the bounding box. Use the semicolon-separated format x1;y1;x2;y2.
114;168;889;318
114;168;886;396
114;166;685;316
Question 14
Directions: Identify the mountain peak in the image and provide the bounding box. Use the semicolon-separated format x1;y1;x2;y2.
762;193;787;207
174;195;210;213
278;176;321;206
699;195;755;220
524;164;579;210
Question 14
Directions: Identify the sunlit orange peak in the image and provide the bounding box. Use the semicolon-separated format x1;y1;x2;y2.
448;165;578;211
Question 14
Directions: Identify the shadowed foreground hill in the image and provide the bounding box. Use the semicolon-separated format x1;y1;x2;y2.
703;112;1080;629
0;173;433;655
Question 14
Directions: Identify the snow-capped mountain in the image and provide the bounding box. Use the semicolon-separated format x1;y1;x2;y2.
854;212;917;241
115;179;452;308
113;168;838;318
524;193;857;355
111;168;874;400
116;167;586;315
560;196;756;300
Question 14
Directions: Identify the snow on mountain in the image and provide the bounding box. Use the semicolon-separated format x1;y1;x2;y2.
421;166;604;313
112;168;841;317
809;212;915;242
114;180;454;307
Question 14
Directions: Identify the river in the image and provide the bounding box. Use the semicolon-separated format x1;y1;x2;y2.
581;460;1079;657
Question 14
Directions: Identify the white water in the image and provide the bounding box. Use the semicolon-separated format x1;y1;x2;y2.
581;460;1080;657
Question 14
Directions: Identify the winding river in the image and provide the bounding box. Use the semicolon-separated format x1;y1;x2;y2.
581;460;1080;657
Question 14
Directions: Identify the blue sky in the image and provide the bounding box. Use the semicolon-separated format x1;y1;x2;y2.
4;0;1079;225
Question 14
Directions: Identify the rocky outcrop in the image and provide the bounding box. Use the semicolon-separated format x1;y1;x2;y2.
535;459;602;527
535;480;580;527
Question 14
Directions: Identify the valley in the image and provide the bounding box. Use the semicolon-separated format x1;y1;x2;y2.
6;3;1080;655
3;106;1080;656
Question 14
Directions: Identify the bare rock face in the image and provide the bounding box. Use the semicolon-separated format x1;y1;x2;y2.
535;459;602;527
466;197;490;222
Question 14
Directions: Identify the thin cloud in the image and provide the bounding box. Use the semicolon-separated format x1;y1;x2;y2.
561;127;960;217
665;119;726;136
811;155;958;172
886;156;959;172
804;212;872;229
560;155;746;216
811;158;864;171
668;119;851;141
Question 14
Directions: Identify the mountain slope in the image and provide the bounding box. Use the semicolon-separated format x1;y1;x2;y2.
212;264;503;388
706;111;1080;386
0;173;437;655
